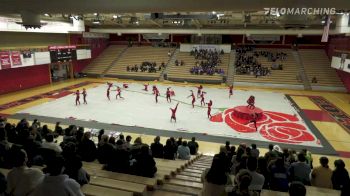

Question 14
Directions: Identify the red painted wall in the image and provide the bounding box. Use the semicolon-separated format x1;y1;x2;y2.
0;64;50;95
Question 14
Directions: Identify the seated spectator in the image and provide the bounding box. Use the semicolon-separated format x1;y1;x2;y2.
229;170;254;196
105;140;131;173
62;142;90;186
77;132;96;162
289;153;311;185
97;129;104;143
175;59;179;66
133;145;157;177
177;141;190;160
236;157;265;191
332;159;350;196
42;134;62;153
176;137;183;147
188;137;199;155
54;122;63;136
117;134;125;144
269;157;289;192
108;136;116;145
202;156;232;196
311;76;318;83
126;66;130;72
151;136;164;158
97;135;114;164
302;149;313;169
311;156;332;188
131;137;144;157
124;135;132;150
31;155;84;196
163;139;175;160
289;181;306;196
0;128;10;168
250;144;259;158
6;149;44;196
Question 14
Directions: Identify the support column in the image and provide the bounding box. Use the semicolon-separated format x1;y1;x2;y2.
282;35;285;45
170;34;173;42
138;34;141;43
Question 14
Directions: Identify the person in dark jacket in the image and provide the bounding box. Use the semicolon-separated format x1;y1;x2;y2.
97;135;114;164
150;136;164;158
133;145;157;177
163;139;175;160
77;132;96;162
332;159;350;196
188;137;199;155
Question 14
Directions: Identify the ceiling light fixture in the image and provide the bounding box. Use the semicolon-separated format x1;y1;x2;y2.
212;11;217;15
94;13;98;16
113;15;118;19
44;13;50;17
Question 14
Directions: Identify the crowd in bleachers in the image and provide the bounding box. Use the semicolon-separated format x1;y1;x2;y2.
202;141;350;196
126;61;166;73
0;117;199;196
235;46;288;77
189;49;225;75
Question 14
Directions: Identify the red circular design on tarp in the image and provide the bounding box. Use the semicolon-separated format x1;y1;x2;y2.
210;106;316;144
232;106;263;120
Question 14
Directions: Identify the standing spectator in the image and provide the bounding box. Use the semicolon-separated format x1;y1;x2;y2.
42;134;62;153
264;144;277;163
225;141;231;153
269;157;289;192
202;156;232;196
6;149;44;196
250;144;259;158
311;157;332;188
188;137;199;155
231;147;245;174
236;157;265;191
77;132;96;162
256;157;269;189
151;136;164;158
30;155;84;196
332;159;350;196
289;153;311;185
54;122;63;136
177;141;191;160
163;139;175;160
133;145;157;177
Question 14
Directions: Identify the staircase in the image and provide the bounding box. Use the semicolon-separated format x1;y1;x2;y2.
155;155;213;196
160;49;179;82
292;50;312;90
101;47;129;77
226;50;236;85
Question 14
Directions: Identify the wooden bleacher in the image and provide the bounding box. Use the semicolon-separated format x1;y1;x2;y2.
299;49;344;87
106;46;174;80
167;52;229;84
82;45;126;75
234;49;302;86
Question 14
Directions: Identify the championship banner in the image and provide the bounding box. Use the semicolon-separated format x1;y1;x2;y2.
11;51;22;66
0;51;11;69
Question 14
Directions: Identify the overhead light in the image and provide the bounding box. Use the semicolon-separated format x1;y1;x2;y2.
135;21;139;25
117;32;122;36
321;20;325;24
113;15;118;19
212;11;217;15
94;13;98;16
92;20;100;24
44;13;50;17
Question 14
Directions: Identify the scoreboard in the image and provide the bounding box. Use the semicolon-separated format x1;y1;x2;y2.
49;45;77;63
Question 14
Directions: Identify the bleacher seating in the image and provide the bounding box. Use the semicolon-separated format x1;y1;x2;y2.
299;49;344;87
106;46;174;80
82;45;126;75
234;49;302;85
167;52;230;84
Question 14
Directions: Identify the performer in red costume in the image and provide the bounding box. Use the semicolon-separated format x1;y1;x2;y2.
152;85;158;94
200;91;206;106
107;82;113;100
82;88;87;104
143;83;149;91
166;87;172;103
196;85;203;98
245;113;258;132
187;90;196;108
247;95;255;109
170;103;179;122
155;88;160;103
74;90;80;106
123;83;128;88
229;85;233;98
115;86;124;99
207;100;213;119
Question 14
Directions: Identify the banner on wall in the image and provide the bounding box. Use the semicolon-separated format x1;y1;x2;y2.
0;51;11;69
11;51;22;66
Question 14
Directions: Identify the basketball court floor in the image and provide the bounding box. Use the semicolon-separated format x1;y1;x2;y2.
1;78;350;169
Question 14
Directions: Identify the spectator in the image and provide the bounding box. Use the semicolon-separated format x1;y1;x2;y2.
54;122;63;136
215;146;231;173
302;149;313;169
133;145;157;177
97;129;104;143
250;144;259;158
108;136;116;145
176;137;183;147
151;136;164;158
289;181;306;196
6;149;44;196
230;170;253;196
188;137;199;155
269;157;289;192
42;133;62;153
124;135;132;150
30;155;84;196
77;132;96;162
97;135;114;164
105;140;131;173
231;147;245;174
0;172;6;196
163;139;175;160
332;159;350;196
236;156;265;191
177;141;191;160
61;142;89;186
264;144;277;163
256;157;269;189
117;134;125;144
311;77;318;83
289;153;311;185
131;137;144;157
0;128;10;168
202;156;232;196
225;141;231;153
311;156;332;188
